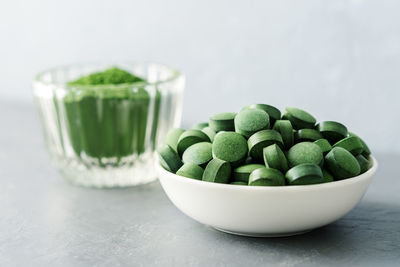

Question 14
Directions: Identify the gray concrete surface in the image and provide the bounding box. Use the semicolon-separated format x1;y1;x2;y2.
0;101;399;266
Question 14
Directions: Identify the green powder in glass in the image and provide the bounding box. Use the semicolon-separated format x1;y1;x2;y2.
62;67;161;166
68;67;145;85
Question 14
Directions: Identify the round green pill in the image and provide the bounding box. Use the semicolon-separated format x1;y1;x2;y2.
164;128;185;151
202;158;231;184
248;167;285;186
201;126;216;142
333;136;363;156
348;132;371;157
322;169;334;183
230;181;248;185
316;121;348;144
209;112;236;132
212;132;248;166
248;130;283;162
177;129;210;156
234;109;270;138
158;145;183;173
283;107;316;129
191;122;209;130
314;139;332;155
232;163;265;183
176;163;204;180
325;147;361;180
285;163;324;185
242;104;281;124
287;142;323;167
263;144;288;173
182;142;212;167
272;120;294;149
356;154;370;174
295;128;323;142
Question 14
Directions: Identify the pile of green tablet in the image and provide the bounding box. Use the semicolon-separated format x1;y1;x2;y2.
158;104;372;186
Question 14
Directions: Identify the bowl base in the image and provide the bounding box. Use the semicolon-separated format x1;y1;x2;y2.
213;227;313;237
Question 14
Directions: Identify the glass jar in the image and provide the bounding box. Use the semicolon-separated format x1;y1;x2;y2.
33;63;184;188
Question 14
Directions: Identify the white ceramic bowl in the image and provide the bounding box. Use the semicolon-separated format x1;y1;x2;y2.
157;157;378;237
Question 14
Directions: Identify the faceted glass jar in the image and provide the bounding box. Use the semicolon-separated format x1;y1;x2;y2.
33;63;184;188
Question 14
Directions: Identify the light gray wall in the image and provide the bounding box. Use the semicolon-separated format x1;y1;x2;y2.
1;0;399;153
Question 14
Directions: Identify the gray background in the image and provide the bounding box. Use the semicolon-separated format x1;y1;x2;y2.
1;0;399;152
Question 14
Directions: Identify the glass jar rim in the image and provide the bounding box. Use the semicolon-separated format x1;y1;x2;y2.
34;62;183;89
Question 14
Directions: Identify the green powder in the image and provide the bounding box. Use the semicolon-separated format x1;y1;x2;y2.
63;67;160;166
68;67;145;86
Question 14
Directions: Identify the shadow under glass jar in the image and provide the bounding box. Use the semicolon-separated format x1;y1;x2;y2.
33;63;184;188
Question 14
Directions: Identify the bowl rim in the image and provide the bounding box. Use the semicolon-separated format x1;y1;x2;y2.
156;156;378;191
